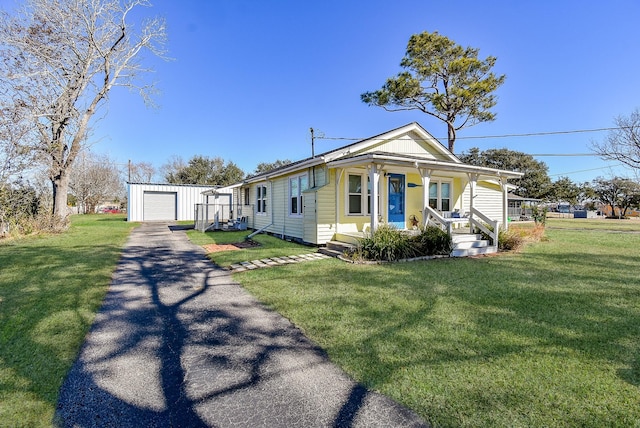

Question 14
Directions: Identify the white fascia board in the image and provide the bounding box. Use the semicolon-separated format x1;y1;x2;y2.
327;153;524;179
322;122;457;163
242;157;326;184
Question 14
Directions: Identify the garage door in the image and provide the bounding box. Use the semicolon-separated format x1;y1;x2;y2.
143;191;177;221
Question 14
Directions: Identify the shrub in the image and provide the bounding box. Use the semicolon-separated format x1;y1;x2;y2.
354;224;453;262
498;229;526;251
356;224;416;262
411;225;453;256
532;205;548;225
499;224;546;251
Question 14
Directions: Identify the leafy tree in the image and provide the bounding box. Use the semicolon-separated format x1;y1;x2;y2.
545;176;581;205
164;155;245;186
592;109;640;170
592;176;640;218
253;159;292;175
459;147;550;198
0;0;167;219
361;31;505;153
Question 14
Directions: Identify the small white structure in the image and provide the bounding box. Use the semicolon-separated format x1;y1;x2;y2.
128;183;226;222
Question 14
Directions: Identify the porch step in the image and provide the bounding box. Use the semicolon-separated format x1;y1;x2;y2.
319;241;356;258
451;234;496;257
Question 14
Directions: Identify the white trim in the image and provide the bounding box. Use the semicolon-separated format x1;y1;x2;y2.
345;171;370;216
428;179;454;212
256;182;268;216
288;172;308;217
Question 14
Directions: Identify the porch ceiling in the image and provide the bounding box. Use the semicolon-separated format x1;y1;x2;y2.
326;151;524;180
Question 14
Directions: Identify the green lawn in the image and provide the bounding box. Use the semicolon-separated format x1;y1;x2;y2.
234;220;640;427
0;214;134;427
2;217;639;426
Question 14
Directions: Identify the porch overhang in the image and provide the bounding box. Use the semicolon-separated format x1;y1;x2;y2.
326;152;524;180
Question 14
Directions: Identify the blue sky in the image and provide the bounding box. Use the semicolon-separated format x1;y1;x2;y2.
94;0;640;183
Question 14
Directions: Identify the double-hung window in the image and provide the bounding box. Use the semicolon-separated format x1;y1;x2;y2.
289;174;308;216
256;184;267;214
347;173;371;215
428;181;452;212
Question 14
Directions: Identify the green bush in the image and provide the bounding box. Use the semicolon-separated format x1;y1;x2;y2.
356;224;416;262
355;224;452;262
411;225;453;256
532;205;548;225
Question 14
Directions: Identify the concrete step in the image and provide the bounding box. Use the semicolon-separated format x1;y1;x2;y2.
320;241;356;258
453;240;489;250
451;234;484;243
451;246;497;257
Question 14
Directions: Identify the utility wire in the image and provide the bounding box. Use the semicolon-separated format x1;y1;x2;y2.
317;126;621;143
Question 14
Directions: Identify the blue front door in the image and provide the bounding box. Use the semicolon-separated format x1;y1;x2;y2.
388;173;405;229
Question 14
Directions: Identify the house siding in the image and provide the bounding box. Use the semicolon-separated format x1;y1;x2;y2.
461;181;503;221
315;173;336;244
357;132;446;160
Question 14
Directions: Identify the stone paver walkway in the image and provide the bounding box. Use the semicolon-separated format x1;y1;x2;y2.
228;252;331;272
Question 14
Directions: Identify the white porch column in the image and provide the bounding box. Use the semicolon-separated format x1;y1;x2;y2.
501;177;509;230
369;164;380;232
420;168;432;225
468;173;478;223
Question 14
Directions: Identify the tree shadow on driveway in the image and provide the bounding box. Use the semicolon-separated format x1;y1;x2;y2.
55;224;426;427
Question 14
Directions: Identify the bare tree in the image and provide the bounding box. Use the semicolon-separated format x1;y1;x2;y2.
70;151;123;213
592;109;640;171
0;0;167;219
128;161;156;183
0;104;35;188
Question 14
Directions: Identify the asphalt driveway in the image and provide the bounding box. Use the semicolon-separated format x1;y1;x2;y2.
55;222;428;427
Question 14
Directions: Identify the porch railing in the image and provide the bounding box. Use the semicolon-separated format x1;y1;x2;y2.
469;207;499;250
423;205;499;249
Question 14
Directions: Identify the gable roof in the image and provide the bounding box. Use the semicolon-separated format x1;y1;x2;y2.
243;122;522;183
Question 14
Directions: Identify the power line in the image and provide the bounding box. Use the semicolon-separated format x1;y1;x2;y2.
317;126;621;143
549;163;625;178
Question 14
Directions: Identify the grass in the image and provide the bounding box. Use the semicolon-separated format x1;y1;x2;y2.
0;214;134;427
186;229;317;267
234;218;640;427
546;216;640;231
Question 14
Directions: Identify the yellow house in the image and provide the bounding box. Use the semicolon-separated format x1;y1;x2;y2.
237;123;523;256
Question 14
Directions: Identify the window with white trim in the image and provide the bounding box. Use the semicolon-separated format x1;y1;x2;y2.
289;174;308;216
243;187;250;205
428;181;452;211
347;173;371;215
256;184;267;214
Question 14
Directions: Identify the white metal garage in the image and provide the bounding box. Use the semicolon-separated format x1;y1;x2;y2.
127;183;218;222
143;191;177;221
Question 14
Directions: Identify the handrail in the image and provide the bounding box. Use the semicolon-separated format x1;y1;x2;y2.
423;205;500;250
469;207;500;249
423;205;453;235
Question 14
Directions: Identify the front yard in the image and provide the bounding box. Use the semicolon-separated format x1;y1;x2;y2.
1;216;638;426
206;219;640;427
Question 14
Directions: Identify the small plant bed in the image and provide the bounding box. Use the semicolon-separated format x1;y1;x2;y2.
202;239;260;253
186;229;315;268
